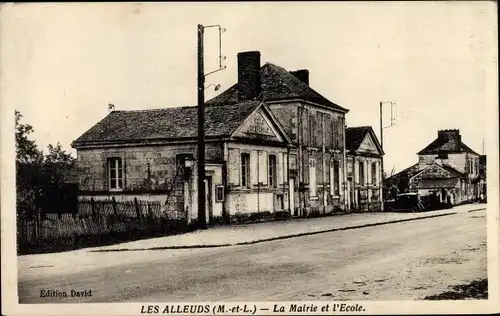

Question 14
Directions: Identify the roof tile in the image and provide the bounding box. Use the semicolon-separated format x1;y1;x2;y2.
72;101;262;146
207;63;348;112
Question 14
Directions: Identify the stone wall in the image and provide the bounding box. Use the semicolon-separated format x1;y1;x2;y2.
76;143;223;193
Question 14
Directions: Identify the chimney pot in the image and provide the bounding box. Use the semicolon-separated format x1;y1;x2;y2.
237;51;261;101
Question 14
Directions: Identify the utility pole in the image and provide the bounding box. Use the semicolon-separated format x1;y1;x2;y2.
379;101;396;182
197;24;206;229
379;101;396;209
197;24;226;229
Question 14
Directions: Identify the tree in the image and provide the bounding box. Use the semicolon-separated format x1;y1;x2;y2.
15;111;77;217
45;143;74;165
15;110;43;164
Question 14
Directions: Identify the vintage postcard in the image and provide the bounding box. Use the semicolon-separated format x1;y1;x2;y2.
1;1;498;315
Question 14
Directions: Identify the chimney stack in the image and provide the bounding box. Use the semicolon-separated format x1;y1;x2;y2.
237;51;261;101
290;69;309;86
438;129;461;151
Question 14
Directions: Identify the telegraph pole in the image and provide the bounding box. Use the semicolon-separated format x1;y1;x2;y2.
379;101;395;182
380;101;384;193
197;24;226;229
197;24;206;229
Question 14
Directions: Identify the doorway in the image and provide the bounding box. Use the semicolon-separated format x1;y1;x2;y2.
348;177;354;210
289;177;295;215
204;176;213;224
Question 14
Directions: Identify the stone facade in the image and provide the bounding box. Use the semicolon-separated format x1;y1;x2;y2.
268;101;347;216
74;102;294;224
409;129;481;205
345;128;384;212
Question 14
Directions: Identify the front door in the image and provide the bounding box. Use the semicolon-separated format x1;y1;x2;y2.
289;177;295;215
348;177;354;209
204;176;213;223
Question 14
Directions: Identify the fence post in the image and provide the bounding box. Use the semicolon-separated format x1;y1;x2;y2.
134;197;141;218
91;197;96;218
112;197;118;217
35;208;41;241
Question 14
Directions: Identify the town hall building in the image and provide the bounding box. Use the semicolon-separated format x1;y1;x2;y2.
72;51;385;224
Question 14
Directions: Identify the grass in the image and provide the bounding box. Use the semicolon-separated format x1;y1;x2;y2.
424;279;488;300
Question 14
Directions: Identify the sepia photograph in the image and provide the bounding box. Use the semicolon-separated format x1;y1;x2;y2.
1;1;498;315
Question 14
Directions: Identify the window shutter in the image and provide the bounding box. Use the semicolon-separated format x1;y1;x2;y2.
250;150;258;186
259;151;268;185
316;114;321;147
325;115;332;149
308;115;314;147
330;160;334;195
338;117;344;149
228;148;240;185
332;119;338;149
277;153;284;185
339;160;343;193
283;153;289;182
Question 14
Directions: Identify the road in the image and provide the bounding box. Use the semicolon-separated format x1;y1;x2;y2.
18;207;487;303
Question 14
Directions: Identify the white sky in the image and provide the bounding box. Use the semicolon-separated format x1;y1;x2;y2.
1;2;497;173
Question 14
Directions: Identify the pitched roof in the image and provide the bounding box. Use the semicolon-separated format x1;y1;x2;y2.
72;101;262;147
417;137;479;155
415;178;460;189
345;126;384;154
384;163;420;183
410;163;465;183
206;63;348;113
439;164;465;177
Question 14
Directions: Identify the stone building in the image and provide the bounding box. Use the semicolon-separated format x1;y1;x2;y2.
207;51;350;216
345;126;384;211
71;101;292;224
72;50;353;222
384;129;480;206
478;155;487;201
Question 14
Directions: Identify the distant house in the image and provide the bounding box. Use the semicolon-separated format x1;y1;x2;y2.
207;51;350;216
72;101;292;224
345;126;384;211
383;163;420;200
478;155;487;201
386;129;481;206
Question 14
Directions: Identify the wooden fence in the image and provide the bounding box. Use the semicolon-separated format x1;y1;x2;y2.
17;197;188;254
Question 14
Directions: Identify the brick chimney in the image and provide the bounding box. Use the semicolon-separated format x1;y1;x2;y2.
237;51;261;101
438;129;461;151
290;69;309;86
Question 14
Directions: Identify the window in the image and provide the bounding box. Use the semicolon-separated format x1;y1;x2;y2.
241;153;250;187
268;154;277;187
309;116;315;146
358;161;365;185
332;120;337;148
107;157;123;190
333;160;340;195
437;152;448;160
215;185;224;203
371;162;377;184
309;158;317;197
176;153;194;179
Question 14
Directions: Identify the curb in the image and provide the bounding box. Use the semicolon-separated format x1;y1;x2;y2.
90;211;458;253
468;208;486;213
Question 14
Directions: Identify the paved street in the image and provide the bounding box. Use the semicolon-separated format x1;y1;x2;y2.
18;205;487;303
